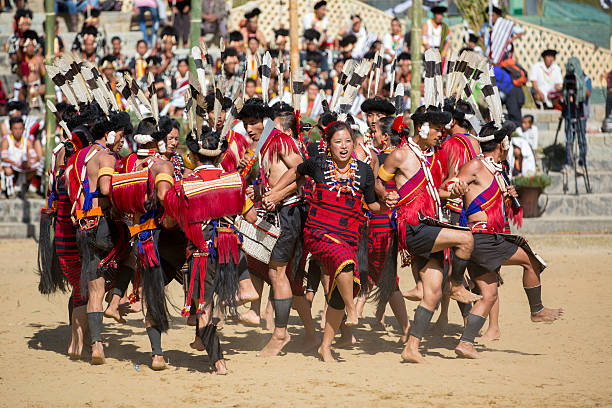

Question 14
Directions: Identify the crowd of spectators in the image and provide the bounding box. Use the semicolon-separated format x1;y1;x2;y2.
1;1;610;197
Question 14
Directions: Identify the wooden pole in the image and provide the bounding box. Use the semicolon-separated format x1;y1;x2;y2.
43;0;56;193
289;0;299;77
189;0;202;75
410;0;422;113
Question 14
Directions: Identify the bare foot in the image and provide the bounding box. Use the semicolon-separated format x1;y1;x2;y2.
402;286;423;301
455;341;480;359
531;307;563;323
335;333;356;349
104;305;126;324
186;314;197;326
345;307;359;327
431;315;448;334
214;359;228;375
257;332;291;357
238;310;260;326
401;344;425;363
317;345;336;362
236;282;259;306
450;283;482;304
118;301;141;314
91;341;105;365
319;303;327;329
190;335;205;351
475;328;501;343
152;355;167;370
371;320;387;331
301;333;321;353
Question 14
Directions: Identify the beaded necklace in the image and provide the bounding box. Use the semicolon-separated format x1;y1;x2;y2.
326;155;358;198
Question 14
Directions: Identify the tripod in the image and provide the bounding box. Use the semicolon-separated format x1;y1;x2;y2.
553;92;592;195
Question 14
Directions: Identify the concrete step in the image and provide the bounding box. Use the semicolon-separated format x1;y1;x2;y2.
0;221;38;239
522;106;607;128
541;192;612;217
0;11;132;35
512;216;612;234
0;198;45;224
545;171;612;194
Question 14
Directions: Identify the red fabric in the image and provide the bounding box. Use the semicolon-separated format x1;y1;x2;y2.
110;169;152;214
116;153;138;173
303;228;360;299
220;130;249;172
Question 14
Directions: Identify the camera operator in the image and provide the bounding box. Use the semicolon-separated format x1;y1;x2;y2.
562;57;591;175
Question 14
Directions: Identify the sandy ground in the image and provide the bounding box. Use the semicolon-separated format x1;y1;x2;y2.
1;235;611;407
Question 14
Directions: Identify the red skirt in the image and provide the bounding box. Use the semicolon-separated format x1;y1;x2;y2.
303;228;360;300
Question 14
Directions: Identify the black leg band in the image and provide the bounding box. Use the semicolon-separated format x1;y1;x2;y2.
273;297;292;328
450;254;470;284
87;311;104;344
146;326;163;356
198;325;223;364
524;285;544;314
408;305;434;340
459;313;487;344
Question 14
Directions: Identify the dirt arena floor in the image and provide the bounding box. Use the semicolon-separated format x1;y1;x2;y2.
1;234;611;407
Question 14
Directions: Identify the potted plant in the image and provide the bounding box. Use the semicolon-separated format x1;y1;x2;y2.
513;173;552;218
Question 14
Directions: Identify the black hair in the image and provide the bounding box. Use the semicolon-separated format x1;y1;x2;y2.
523;114;534;124
9;116;24;126
224;47;238;58
170;118;180;130
111;36;121;43
378;116;404;147
177;57;189;65
245;78;257;86
318;111;338;130
185;125;228;162
324;121;354;144
135;117;158;137
136;39;147;48
275;111;298;139
205;92;232;112
391;17;400;24
306;51;323;65
248;36;259;44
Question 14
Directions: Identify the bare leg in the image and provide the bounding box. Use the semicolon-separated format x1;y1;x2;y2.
319;273;330;329
238;273;263;326
237;277;259;305
401;260;443;363
68;304;87;359
373;300;386;330
258;262;292;357
87;277;105;365
431;229;480;304
335;321;356;348
293;295;319;352
402;281;423;301
104;293;126;324
388;290;410;343
476;296;501;342
456;271;498;359
335;268;358;326
263;294;275;332
432;288;450;333
356;292;367;318
503;247;563;322
318;305;344;362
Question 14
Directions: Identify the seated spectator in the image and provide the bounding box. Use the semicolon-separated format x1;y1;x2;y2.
17;30;45;108
394;51;411;86
77;27;100;64
8;8;32;76
338;34;357;60
342;14;373;59
134;0;160;47
0;81;7;116
110;36;129;70
72;9;106;58
139;55;162;88
465;32;484;55
303;51;332;94
220;47;242;90
228;30;244;55
273;28;289;59
301;82;323;119
529;49;562;108
171;57;189;91
129;39;150;81
171;0;190;48
245;37;261;80
202;0;228;42
1;116;39;198
516;114;538;151
239;6;265;46
508;136;536;177
55;0;100;32
159;26;179;83
302;1;328;42
1;100;38;138
244;77;258;100
382;17;404;63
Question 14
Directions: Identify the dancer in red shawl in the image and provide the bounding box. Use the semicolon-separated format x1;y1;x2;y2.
450;121;563;359
65;109;126;365
379;105;478;364
37;103;94;359
265;120;389;362
164;126;257;374
109;116;183;370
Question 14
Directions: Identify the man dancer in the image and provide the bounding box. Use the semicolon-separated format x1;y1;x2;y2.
238;98;316;356
450;121;563;358
379;105;479;363
66;111;122;365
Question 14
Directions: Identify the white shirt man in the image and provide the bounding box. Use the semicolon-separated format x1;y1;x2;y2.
529;49;563;108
